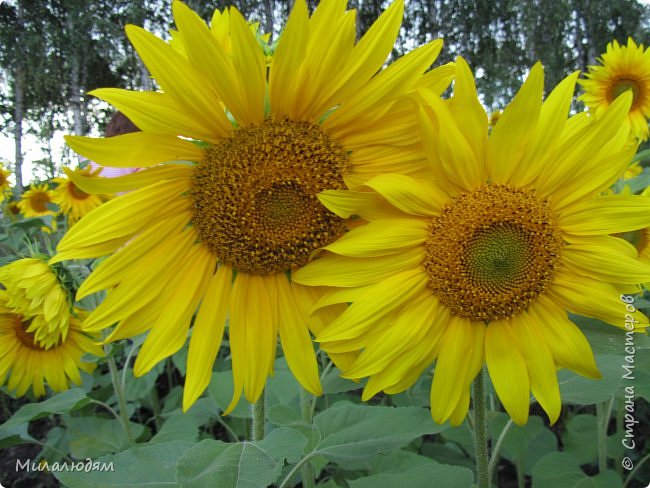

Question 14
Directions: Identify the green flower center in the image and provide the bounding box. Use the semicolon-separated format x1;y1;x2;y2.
423;184;563;322
190;119;350;275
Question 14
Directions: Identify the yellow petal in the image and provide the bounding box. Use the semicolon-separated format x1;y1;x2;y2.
76;213;189;299
63;163;192;195
429;315;474;423
90;88;222;143
293;246;423;287
516;310;561;424
332;0;403;103
317;189;406;220
322;218;428;257
183;264;233;411
55;179;190;252
268;0;309;118
125;23;233;135
276;278;322;396
229;8;266;125
559;195;650;235
82;229;197;331
65;133;204;167
317;268;427;342
488;62;543;184
326;39;443;128
485;321;530;426
134;245;215;375
345;294;438;377
550;272;648;328
362;173;443;216
225;273;276;413
528;295;601;379
511;71;579;187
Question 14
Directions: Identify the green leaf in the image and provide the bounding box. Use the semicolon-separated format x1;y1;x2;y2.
531;452;623;488
176;439;282;488
257;427;308;464
123;364;163;403
321;367;363;395
54;440;194;488
0;423;36;449
0;389;91;430
208;371;251;419
267;404;302;426
66;417;146;459
266;357;301;407
310;402;448;469
150;412;204;444
558;355;622;405
532;452;587;488
562;414;598;465
489;412;557;475
349;464;474;488
574;470;623;488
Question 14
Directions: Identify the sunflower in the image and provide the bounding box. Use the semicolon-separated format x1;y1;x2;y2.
53;0;453;413
0;291;101;397
52;167;110;223
0;164;11;201
294;58;650;426
0;258;72;348
18;183;56;219
4;199;21;220
579;37;650;141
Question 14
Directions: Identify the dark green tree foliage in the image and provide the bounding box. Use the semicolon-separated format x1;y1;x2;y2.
0;0;648;182
398;0;649;108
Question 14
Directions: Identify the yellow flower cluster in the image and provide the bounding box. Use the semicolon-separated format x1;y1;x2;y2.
22;0;648;426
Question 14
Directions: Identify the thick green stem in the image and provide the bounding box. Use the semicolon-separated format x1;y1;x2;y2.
300;387;316;488
489;418;513;481
250;392;266;441
596;398;614;473
107;356;134;444
473;368;490;488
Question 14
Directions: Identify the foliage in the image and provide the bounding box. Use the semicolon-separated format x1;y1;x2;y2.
1;201;649;486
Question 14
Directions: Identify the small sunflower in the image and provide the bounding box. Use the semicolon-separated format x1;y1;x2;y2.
18;183;56;219
3;199;21;221
0;164;11;201
52;167;110;223
0;258;72;347
0;292;101;397
53;0;453;413
295;58;649;426
579;37;650;141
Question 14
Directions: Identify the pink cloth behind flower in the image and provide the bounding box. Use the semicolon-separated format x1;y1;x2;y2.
88;161;140;178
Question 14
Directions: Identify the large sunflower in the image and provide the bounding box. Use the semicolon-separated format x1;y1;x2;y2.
579;37;650;141
0;258;72;348
0;291;101;397
53;0;453;412
52;167;110;224
294;58;650;426
18;183;56;219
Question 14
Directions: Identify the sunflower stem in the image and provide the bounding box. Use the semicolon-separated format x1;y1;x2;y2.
488;418;513;481
473;367;490;488
107;356;134;445
250;390;266;441
596;397;614;473
300;387;316;488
